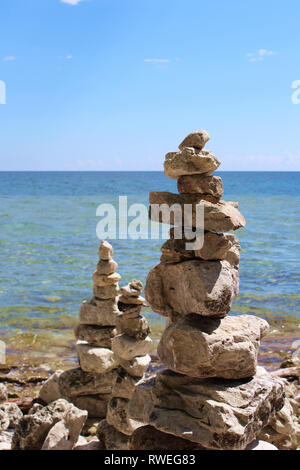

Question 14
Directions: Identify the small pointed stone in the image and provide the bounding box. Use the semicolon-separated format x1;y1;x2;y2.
178;130;210;151
99;241;114;260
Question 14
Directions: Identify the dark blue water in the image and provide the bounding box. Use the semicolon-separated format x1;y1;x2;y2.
0;172;299;369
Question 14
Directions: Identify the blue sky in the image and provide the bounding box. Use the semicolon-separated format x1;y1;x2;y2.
0;0;300;171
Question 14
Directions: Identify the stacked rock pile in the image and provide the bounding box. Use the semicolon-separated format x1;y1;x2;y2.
97;280;152;449
128;130;285;450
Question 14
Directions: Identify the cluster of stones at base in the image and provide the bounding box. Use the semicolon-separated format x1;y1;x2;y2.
127;129;294;450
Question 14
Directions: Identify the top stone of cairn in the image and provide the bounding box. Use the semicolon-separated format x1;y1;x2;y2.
99;240;114;260
178;129;210;151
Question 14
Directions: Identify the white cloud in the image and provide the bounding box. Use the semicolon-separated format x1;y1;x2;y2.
61;0;83;5
247;49;277;63
144;59;171;64
66;55;72;60
2;56;16;62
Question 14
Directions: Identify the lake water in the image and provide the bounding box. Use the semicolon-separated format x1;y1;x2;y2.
0;171;299;374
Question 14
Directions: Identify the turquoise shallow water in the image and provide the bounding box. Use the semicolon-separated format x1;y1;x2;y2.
0;171;299;371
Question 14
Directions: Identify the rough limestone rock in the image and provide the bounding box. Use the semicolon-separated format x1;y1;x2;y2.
145;260;239;318
58;368;116;398
12;399;86;451
129;425;205;450
118;295;146;305
128;371;285;450
178;130;210;151
161;232;240;265
149;191;246;232
97;419;130;450
79;300;119;327
158;315;269;379
107;397;142;436
77;341;118;374
112;369;139;399
93;283;119;300
164;148;220;179
0;430;13;451
39;370;63;404
72;394;110;418
112;335;152;361
0;384;8;403
75;324;116;348
0;403;23;429
96;259;118;275
99;240;114;260
42;405;87;450
74;437;103;450
116;314;150;340
178;174;223;198
246;439;278;450
93;271;121;286
120;280;143;298
119;355;151;378
0;409;9;432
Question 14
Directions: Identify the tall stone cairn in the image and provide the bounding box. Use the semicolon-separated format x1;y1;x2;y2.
39;241;120;418
97;280;152;450
128;130;285;450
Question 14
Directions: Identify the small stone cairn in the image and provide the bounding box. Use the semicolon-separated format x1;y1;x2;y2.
128;130;285;450
98;279;152;449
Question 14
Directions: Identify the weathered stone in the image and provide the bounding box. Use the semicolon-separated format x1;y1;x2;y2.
73;394;110;418
0;430;13;450
93;283;119;300
164;148;220;179
75;324;116;348
79;300;119;326
107;397;142;436
112;369;139;399
74;437;103;450
130;425;205;450
0;409;9;431
119;355;151;378
116;314;150;340
246;439;278;450
158;315;269;379
178;174;223;198
97;419;130;450
99;240;114;260
77;341;118;374
12;399;83;450
128;371;285;450
145;260;239;318
178;130;210;151
59;368;116;398
120;280;143;298
118;302;143;317
96;259;118;275
39;370;63;404
0;403;23;429
112;335;152;361
118;295;146;305
149;192;246;232
0;384;8;403
161;232;240;265
42;405;87;450
93;271;121;286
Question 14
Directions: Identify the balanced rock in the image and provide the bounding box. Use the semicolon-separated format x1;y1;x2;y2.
97;419;130;450
149;191;246;232
59;368;116;398
120;280;143;298
161;231;240;265
128;371;285;450
79;300;119;326
112;334;152;361
112;369;139;399
99;240;114;260
39;370;63;404
145;260;239;318
93;283;119;300
178;130;210;152
75;324;115;348
72;394;110;418
93;271;122;286
116;314;150;340
157;315;269;379
106;397;142;436
76;342;118;374
130;425;205;450
178;174;223;198
164;148;220;179
119;355;151;378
